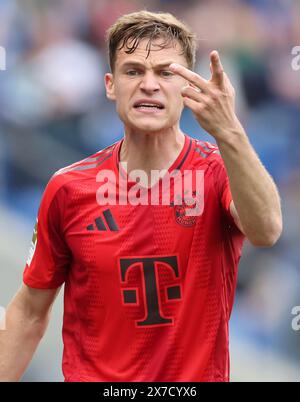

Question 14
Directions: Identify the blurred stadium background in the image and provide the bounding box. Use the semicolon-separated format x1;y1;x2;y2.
1;0;300;382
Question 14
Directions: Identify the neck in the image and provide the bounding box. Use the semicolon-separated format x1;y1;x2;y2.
119;127;186;186
119;126;186;188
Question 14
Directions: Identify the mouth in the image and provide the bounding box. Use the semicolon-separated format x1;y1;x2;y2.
133;100;165;113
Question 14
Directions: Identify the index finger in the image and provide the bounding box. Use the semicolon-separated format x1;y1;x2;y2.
169;63;209;92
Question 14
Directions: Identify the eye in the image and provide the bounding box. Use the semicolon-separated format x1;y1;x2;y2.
126;70;141;76
161;70;174;77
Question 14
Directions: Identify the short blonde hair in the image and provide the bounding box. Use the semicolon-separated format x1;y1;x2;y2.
106;10;197;71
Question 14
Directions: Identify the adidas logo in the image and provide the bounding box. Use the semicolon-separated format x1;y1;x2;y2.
87;209;119;232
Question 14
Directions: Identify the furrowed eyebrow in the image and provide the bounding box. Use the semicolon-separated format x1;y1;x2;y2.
121;61;175;70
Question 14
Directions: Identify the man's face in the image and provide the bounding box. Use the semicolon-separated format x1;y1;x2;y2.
105;38;189;134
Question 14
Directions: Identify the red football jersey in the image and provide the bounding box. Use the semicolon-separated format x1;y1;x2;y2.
23;135;245;382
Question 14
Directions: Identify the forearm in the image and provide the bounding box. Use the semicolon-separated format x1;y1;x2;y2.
217;125;282;246
0;299;49;382
171;51;282;246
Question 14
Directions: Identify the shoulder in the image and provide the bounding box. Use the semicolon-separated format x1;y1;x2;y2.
193;139;220;159
42;142;119;204
191;138;224;169
54;142;117;178
190;138;229;189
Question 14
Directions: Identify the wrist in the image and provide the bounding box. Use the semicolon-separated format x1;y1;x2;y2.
214;121;248;149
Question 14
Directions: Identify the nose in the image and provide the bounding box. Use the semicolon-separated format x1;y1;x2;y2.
139;71;160;93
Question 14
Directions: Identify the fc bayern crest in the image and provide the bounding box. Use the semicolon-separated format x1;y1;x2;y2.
171;192;199;227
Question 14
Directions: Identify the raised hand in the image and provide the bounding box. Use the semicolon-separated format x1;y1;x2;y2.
169;51;242;140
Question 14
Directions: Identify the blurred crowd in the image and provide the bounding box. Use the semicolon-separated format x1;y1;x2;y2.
0;0;300;369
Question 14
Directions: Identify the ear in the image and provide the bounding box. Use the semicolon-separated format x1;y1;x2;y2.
105;73;116;101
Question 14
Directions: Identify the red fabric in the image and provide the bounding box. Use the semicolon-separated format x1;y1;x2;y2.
23;136;244;382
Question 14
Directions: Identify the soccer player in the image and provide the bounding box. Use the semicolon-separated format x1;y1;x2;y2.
0;11;282;382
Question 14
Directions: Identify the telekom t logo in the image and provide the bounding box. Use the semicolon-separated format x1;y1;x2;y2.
120;256;182;327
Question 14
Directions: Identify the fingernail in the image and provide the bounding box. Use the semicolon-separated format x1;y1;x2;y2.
169;63;179;70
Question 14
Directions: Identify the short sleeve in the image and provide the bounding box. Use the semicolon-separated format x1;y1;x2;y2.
23;178;71;289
